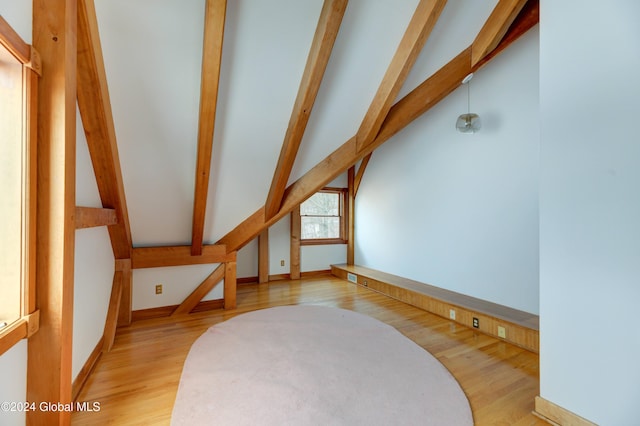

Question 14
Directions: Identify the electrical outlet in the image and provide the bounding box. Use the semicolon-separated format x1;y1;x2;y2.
473;317;479;328
363;280;368;287
449;309;456;320
498;326;506;339
155;284;163;295
280;259;285;266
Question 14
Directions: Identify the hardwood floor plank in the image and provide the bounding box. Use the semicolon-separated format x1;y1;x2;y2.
72;277;547;425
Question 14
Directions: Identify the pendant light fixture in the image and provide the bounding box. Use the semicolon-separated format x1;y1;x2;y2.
455;73;481;133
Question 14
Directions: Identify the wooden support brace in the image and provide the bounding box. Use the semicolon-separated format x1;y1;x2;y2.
172;264;225;316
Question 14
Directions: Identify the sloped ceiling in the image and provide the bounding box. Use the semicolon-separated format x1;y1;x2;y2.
92;0;501;247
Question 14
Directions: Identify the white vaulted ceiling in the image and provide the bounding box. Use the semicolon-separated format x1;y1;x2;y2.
93;0;498;247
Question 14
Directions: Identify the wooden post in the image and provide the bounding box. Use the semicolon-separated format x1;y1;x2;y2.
258;230;269;283
224;259;237;309
347;166;355;265
290;207;301;279
27;0;77;424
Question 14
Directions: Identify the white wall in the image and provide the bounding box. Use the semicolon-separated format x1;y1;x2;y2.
0;3;31;424
539;1;640;424
355;28;539;314
74;111;116;380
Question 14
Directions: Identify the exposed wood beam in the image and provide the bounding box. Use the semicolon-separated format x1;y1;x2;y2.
216;1;538;254
347;166;355;264
353;153;371;197
172;264;225;316
102;270;123;352
264;0;348;221
132;244;234;269
471;0;528;67
224;260;237;309
290;207;301;280
191;0;227;256
77;0;132;260
27;0;77;424
258;230;269;283
355;0;447;153
75;206;118;229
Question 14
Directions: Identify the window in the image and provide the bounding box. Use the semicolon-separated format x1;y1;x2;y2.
1;17;38;355
300;188;347;245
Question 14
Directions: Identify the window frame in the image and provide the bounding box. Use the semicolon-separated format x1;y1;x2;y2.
0;17;40;356
299;187;348;246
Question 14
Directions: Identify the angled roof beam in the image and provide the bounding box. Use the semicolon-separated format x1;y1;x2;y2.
263;0;348;221
471;0;528;67
77;0;132;260
191;0;227;256
356;0;447;153
172;263;225;316
216;0;538;253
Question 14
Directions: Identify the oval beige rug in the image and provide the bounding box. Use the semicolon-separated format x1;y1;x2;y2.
171;305;473;425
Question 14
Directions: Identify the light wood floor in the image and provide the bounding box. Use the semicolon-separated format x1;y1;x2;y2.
73;276;548;425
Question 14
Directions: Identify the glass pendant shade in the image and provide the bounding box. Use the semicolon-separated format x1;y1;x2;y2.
456;73;480;133
456;113;481;133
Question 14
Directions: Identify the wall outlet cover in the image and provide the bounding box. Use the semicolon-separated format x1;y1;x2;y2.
449;309;456;320
347;273;357;283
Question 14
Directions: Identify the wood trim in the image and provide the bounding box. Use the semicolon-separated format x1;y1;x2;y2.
189;299;224;313
131;300;224;321
216;3;538;253
77;0;132;260
332;264;539;352
353;153;371;197
24;68;39;315
72;336;103;401
0;15;31;64
131;244;233;269
191;0;227;256
355;0;447;152
238;276;259;285
172;264;225;316
264;0;348;221
27;1;77;423
258;229;269;284
347;166;355;264
471;0;528;67
75;206;118;229
102;270;123;352
0;320;28;357
224;260;237;309
534;396;597;426
290;206;301;280
131;305;177;322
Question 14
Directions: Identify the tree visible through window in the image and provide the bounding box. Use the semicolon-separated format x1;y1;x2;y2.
300;189;347;244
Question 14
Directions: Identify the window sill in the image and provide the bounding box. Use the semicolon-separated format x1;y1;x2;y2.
0;310;39;356
301;239;347;246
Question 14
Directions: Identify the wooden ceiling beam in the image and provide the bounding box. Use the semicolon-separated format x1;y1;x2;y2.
264;0;348;221
191;0;227;256
471;0;528;67
216;0;538;253
132;244;234;269
77;0;132;260
356;0;447;153
75;206;118;229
